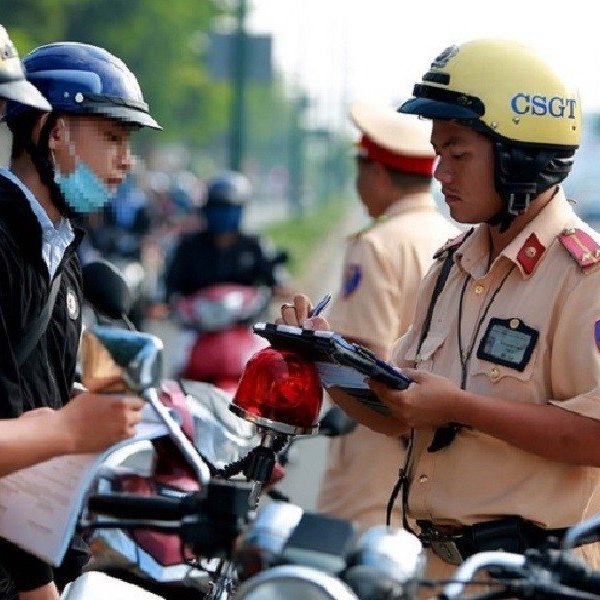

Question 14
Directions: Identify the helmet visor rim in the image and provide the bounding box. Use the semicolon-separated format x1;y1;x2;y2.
76;104;161;130
0;79;51;112
399;97;481;121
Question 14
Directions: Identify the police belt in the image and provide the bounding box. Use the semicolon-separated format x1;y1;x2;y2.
416;517;569;566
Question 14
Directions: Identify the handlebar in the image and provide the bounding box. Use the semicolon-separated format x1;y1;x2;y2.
440;552;525;600
562;512;600;550
88;492;202;521
440;550;600;600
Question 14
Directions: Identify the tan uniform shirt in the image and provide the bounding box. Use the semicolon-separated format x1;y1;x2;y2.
317;193;458;530
392;189;600;566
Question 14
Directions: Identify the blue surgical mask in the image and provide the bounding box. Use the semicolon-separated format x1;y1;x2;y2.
54;161;112;214
52;121;113;214
203;203;242;234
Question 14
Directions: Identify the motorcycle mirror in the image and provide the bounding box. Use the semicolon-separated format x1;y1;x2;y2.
82;260;133;321
88;325;163;391
319;406;358;437
273;248;289;265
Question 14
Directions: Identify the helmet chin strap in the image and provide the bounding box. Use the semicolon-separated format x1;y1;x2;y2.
490;141;574;233
487;191;533;233
25;113;78;219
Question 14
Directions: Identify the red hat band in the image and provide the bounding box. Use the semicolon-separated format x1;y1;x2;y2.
359;134;435;176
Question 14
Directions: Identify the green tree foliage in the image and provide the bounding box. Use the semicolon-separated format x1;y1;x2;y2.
1;1;352;197
0;0;228;145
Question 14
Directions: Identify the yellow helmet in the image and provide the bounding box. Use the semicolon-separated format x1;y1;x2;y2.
400;39;580;229
0;24;50;111
400;38;580;148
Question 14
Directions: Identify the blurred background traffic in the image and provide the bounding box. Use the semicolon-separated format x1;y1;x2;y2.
1;0;600;343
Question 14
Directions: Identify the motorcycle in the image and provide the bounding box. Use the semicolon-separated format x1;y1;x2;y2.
79;260;433;600
170;248;289;394
78;261;348;598
171;284;272;394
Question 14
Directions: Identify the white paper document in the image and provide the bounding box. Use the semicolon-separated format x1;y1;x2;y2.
0;404;170;567
61;571;164;599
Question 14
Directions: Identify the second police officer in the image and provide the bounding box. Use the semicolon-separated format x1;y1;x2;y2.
280;38;600;586
317;101;457;531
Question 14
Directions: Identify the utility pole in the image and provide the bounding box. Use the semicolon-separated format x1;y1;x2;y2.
229;0;247;172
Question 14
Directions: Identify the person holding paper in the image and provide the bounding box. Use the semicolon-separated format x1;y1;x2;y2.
280;39;600;592
0;40;160;600
0;392;144;478
316;101;457;532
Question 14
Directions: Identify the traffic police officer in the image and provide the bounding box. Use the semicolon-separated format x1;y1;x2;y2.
317;101;457;531
280;39;600;587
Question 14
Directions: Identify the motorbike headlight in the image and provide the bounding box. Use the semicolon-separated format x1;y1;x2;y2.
235;501;303;580
234;565;358;600
343;526;425;600
194;299;234;330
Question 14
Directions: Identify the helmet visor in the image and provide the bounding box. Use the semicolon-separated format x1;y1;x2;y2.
0;78;51;112
84;103;161;130
400;83;484;121
400;97;480;121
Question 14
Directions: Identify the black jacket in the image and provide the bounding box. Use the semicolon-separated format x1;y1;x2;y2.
0;173;87;594
0;174;83;417
165;230;282;300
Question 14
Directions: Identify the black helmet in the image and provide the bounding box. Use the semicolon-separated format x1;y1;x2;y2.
0;25;50;111
6;41;160;128
206;171;251;205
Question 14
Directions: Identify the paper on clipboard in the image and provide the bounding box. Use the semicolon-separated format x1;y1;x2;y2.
315;361;369;390
315;361;391;415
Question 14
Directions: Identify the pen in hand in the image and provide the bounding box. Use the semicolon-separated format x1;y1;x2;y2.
308;293;332;319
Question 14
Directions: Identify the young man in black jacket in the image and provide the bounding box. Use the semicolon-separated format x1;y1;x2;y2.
0;40;160;600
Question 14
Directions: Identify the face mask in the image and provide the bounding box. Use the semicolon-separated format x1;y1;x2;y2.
203;203;242;234
52;122;113;214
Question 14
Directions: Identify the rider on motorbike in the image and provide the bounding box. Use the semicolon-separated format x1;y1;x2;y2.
165;171;291;301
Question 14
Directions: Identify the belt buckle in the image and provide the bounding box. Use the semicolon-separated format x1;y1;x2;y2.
430;539;463;566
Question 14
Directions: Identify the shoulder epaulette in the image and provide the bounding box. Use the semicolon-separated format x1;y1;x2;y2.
558;227;600;269
433;229;472;259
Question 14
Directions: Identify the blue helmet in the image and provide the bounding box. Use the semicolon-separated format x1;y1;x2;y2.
6;41;160;129
206;171;251;205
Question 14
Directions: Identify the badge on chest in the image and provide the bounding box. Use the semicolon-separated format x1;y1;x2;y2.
477;317;538;371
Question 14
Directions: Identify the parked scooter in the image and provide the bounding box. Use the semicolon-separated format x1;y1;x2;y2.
79;262;259;598
79;260;432;600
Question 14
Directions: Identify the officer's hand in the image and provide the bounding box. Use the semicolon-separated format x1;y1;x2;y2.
369;369;461;428
57;392;145;453
276;294;330;330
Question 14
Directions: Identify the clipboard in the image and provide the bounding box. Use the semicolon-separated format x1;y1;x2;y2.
253;323;412;416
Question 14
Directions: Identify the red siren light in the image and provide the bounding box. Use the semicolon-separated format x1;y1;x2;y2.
231;348;323;435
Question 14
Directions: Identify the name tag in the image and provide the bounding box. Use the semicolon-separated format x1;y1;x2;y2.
477;318;538;372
